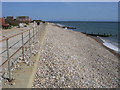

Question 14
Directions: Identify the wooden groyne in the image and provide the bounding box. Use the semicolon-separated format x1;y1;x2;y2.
62;26;76;29
81;32;113;37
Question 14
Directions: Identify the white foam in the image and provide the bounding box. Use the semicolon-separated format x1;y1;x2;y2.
56;24;64;27
103;42;119;52
64;27;68;30
99;37;120;53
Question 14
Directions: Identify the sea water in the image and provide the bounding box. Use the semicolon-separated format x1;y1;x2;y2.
49;21;119;53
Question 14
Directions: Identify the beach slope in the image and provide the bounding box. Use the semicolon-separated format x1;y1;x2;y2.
32;23;119;88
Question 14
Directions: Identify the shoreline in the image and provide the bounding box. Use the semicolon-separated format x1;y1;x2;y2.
2;22;119;88
85;35;120;58
33;23;119;88
54;23;119;58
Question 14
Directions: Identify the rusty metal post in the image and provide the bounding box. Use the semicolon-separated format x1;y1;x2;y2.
29;29;31;55
34;27;36;44
6;38;12;81
37;26;40;38
33;27;35;43
37;25;39;38
36;23;38;39
38;27;40;40
36;26;38;41
22;33;24;60
35;26;37;41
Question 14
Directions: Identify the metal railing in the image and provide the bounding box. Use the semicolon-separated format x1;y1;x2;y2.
0;22;40;83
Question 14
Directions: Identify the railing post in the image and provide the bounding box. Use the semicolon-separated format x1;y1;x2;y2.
22;33;24;60
6;38;12;81
37;25;39;38
35;26;37;40
35;22;37;41
34;27;36;42
33;27;35;43
36;26;38;41
29;29;31;55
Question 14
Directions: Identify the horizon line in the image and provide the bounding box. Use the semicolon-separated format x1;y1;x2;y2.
46;20;119;22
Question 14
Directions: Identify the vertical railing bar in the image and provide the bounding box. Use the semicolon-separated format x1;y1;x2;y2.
37;25;39;39
35;25;37;41
6;38;12;81
22;32;24;60
1;26;38;83
36;25;38;41
29;29;31;55
33;27;35;43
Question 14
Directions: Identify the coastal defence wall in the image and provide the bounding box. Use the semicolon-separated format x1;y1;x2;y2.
27;23;48;88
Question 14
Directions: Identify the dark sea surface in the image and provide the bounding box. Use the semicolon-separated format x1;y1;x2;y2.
48;21;119;53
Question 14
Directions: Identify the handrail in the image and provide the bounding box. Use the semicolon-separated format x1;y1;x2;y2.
0;38;22;55
0;29;37;67
0;33;30;55
0;28;33;42
0;22;39;82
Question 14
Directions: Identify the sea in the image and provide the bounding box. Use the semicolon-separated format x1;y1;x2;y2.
48;21;119;54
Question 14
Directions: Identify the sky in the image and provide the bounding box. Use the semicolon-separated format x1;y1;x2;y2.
2;2;118;21
1;0;120;2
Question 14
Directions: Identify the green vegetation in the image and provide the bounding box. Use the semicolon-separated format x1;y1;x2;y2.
5;19;20;26
17;16;29;18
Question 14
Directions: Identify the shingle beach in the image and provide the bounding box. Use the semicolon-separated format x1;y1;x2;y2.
32;23;119;88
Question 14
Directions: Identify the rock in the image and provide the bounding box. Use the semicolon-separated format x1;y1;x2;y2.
10;82;15;85
40;78;46;84
43;58;46;61
52;76;56;79
32;23;119;88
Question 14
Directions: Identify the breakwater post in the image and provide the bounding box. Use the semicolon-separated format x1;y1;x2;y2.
82;32;112;37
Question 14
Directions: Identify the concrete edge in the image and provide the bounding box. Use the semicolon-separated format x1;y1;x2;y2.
27;24;48;88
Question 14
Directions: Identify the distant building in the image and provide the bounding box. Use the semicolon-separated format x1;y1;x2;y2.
16;16;31;23
0;18;10;29
0;16;32;29
0;18;4;25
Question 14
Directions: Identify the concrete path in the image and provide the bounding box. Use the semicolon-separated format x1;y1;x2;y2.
2;23;48;88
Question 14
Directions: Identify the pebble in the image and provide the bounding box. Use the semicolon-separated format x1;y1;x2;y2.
32;24;119;88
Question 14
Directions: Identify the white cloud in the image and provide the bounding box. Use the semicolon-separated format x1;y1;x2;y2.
1;0;120;2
